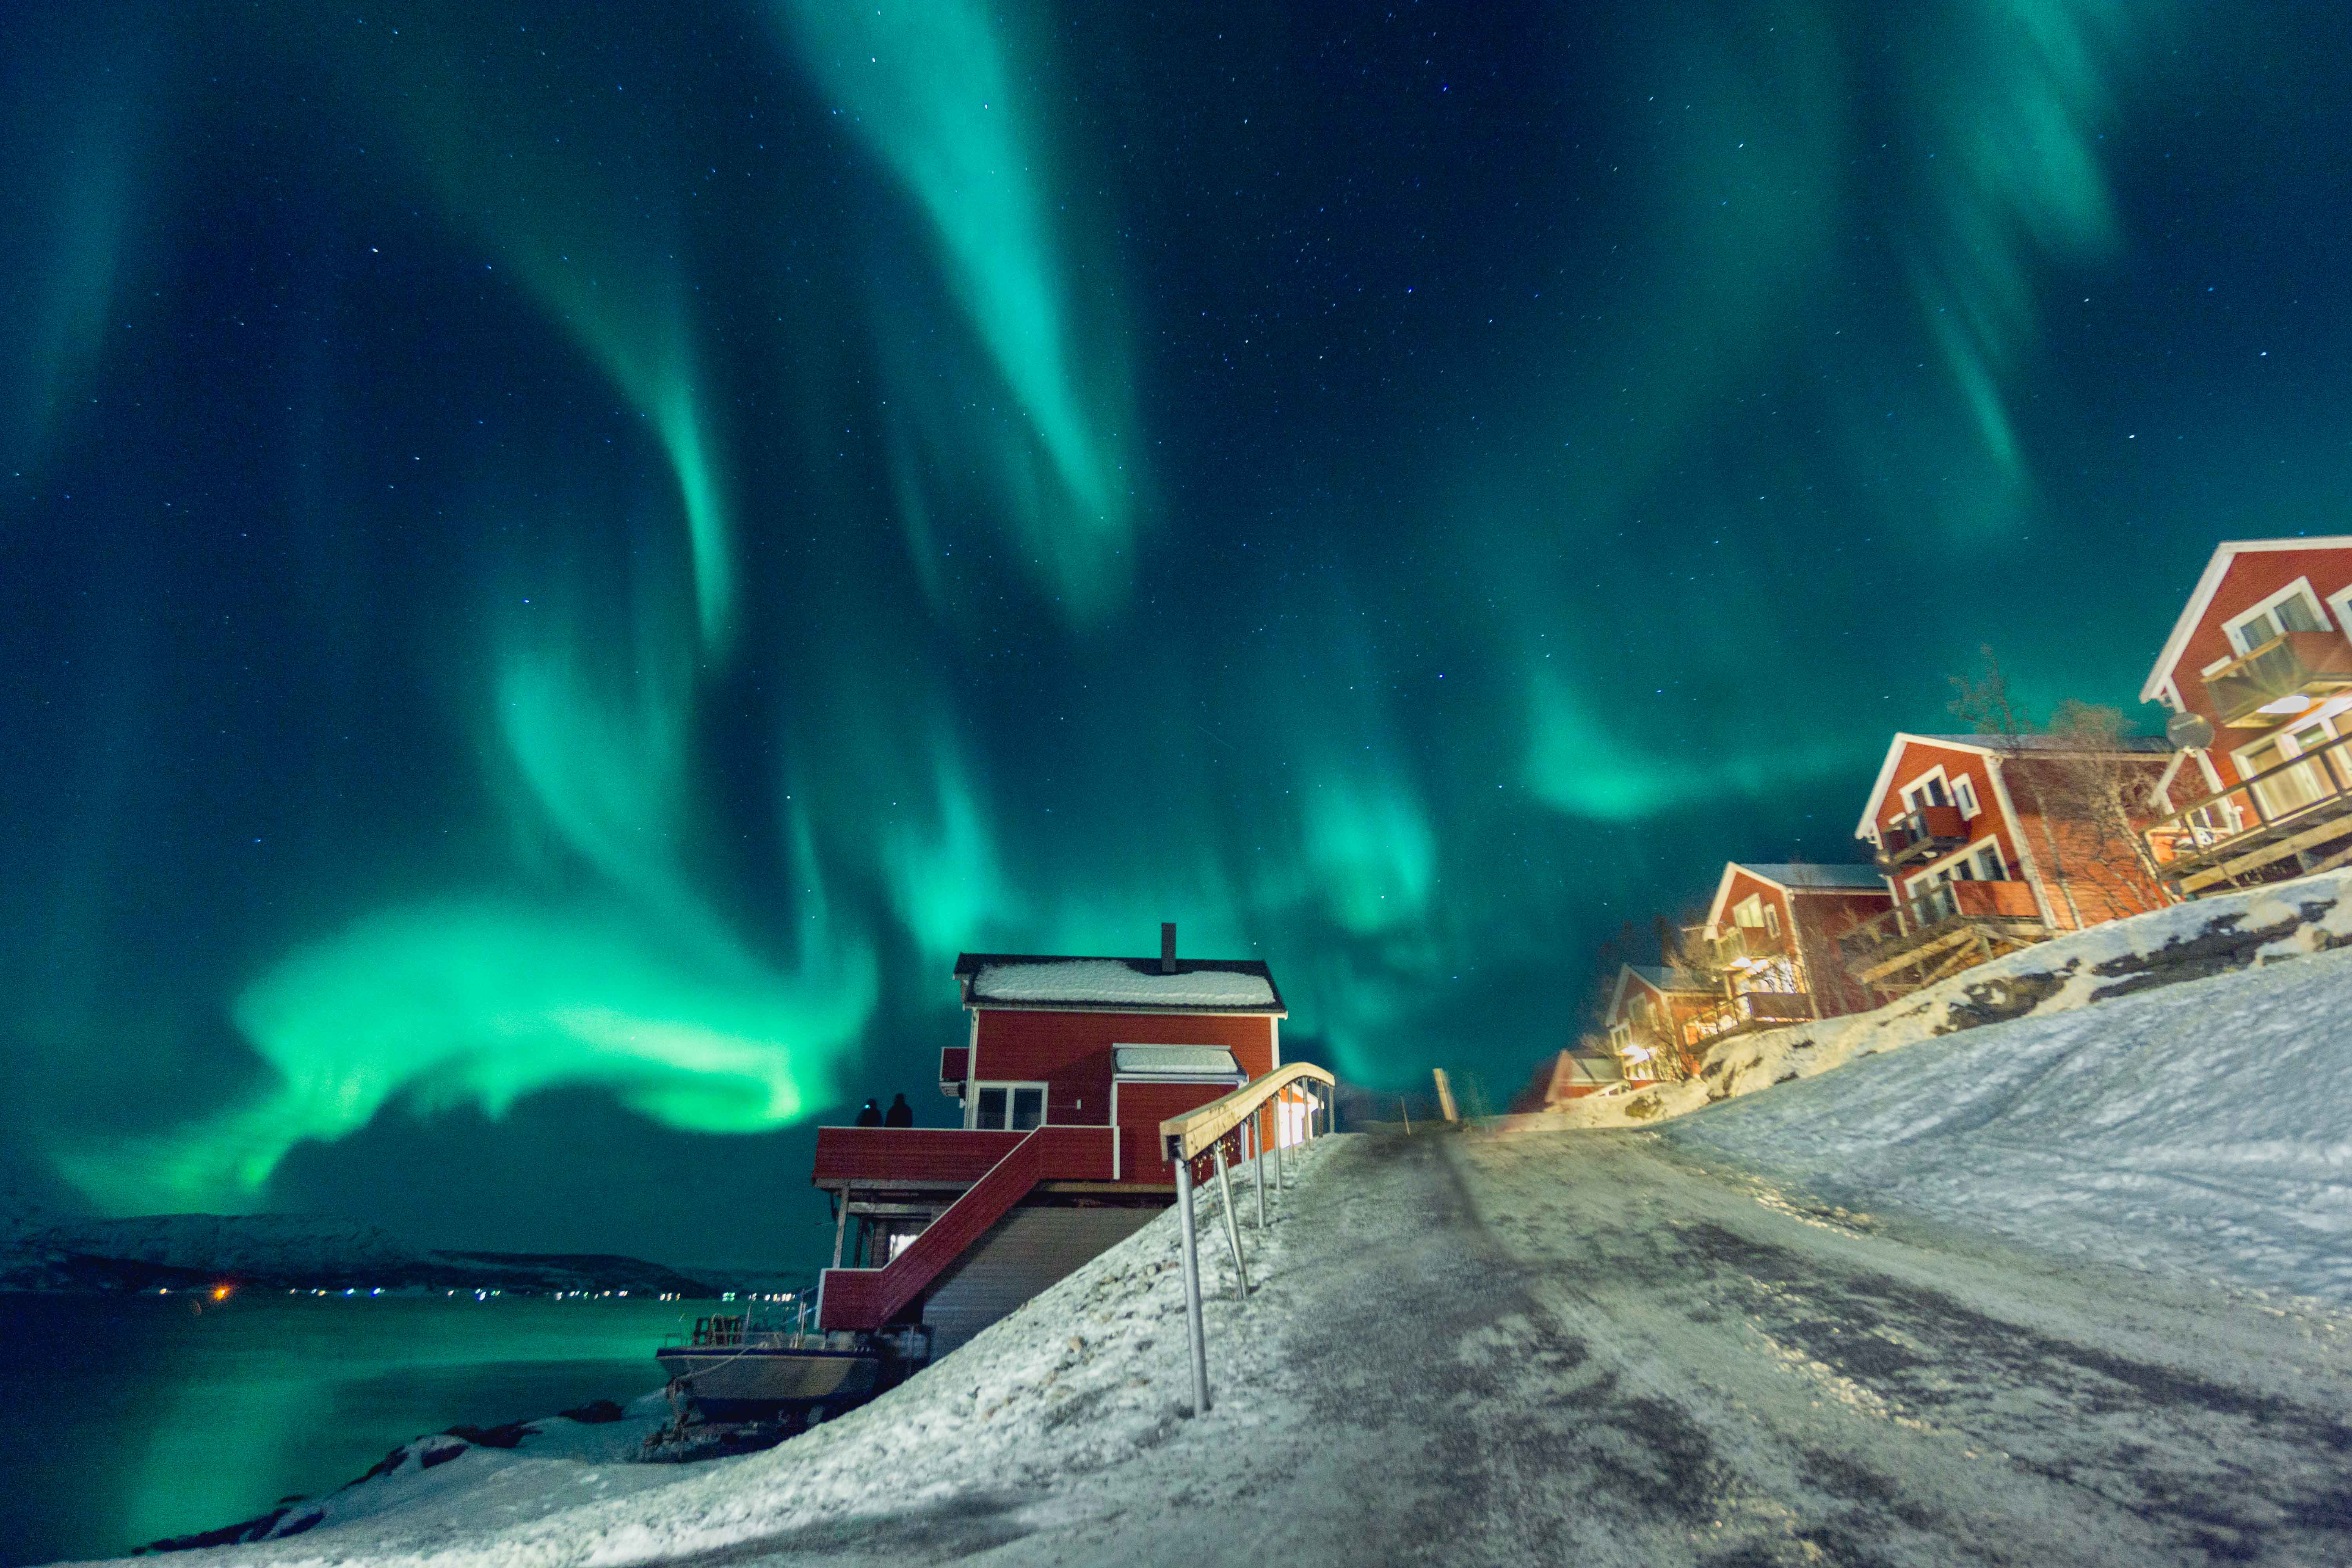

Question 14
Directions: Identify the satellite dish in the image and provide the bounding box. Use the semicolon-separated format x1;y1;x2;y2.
2166;711;2216;751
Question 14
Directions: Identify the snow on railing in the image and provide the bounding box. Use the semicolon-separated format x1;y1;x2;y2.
1157;1062;1336;1417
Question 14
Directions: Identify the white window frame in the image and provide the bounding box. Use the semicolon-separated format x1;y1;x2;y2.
1952;774;1980;818
967;1080;1049;1131
2223;577;2331;655
1898;766;1952;815
1732;893;1766;929
2327;583;2352;642
1762;903;1781;939
1906;835;2006;897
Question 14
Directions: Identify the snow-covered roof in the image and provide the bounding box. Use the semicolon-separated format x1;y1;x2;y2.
957;955;1284;1014
1703;862;1889;936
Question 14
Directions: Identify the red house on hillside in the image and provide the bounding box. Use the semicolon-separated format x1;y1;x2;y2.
1846;732;2171;996
813;926;1294;1356
2138;537;2352;893
1602;963;1716;1080
1685;862;1891;1043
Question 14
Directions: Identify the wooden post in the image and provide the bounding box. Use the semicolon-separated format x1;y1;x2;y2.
1175;1152;1210;1416
1433;1068;1460;1123
1213;1140;1249;1301
831;1187;849;1268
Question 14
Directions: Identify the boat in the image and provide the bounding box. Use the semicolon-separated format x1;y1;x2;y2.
653;1309;927;1421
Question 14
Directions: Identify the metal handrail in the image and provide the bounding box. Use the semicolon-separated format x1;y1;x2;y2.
2143;727;2352;880
1158;1063;1336;1418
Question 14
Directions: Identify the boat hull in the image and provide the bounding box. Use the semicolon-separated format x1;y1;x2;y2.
655;1346;880;1417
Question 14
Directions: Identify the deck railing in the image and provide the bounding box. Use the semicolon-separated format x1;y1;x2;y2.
1877;804;1969;868
1159;1063;1337;1418
2142;728;2352;893
1681;989;1813;1046
1840;877;2042;986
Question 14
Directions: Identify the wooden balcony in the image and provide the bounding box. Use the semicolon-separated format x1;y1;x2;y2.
812;1125;1115;1190
1682;989;1814;1047
2144;729;2352;895
2204;632;2352;730
1876;804;1969;869
1840;878;2044;995
1704;926;1783;969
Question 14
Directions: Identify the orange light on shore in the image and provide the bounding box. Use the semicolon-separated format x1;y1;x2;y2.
211;1285;232;1302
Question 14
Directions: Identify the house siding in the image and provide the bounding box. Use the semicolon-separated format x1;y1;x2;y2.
2163;546;2352;787
970;1009;1276;1128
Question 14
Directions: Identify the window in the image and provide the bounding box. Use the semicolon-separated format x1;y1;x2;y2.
972;1083;1046;1131
1733;894;1766;928
1901;771;1951;814
1763;904;1781;938
2226;582;2330;654
1972;843;2005;881
1953;775;1980;818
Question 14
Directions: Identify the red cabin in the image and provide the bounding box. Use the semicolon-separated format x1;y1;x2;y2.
813;924;1289;1356
2139;537;2352;893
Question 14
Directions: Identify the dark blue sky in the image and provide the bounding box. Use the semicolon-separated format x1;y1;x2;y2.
5;0;2348;1271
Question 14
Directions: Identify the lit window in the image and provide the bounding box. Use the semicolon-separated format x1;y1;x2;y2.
1763;904;1780;938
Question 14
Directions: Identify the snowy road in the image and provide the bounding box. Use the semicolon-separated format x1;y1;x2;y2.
712;1130;2352;1568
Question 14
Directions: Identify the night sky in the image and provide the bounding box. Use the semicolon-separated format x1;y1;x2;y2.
6;0;2349;1273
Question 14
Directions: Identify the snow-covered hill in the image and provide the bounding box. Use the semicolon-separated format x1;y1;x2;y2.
1546;868;2352;1133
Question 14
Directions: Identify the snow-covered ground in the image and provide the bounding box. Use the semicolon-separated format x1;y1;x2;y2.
1666;936;2352;1307
62;875;2352;1565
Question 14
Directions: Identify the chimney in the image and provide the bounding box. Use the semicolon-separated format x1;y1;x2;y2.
1160;922;1177;974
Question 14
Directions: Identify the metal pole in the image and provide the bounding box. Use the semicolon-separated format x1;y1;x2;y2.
1213;1140;1249;1300
1175;1151;1210;1417
1252;1118;1267;1230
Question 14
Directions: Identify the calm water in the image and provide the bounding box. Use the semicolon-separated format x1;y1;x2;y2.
0;1292;698;1566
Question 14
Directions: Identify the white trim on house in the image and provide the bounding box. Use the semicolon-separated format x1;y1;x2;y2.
969;1080;1050;1131
2139;537;2352;704
1904;834;2009;897
1952;773;1981;818
2329;583;2352;642
2223;576;2331;654
1982;755;2061;928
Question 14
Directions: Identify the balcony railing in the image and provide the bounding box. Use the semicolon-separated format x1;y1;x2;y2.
1877;804;1969;868
1704;926;1783;969
2143;727;2352;894
2204;632;2352;730
1681;989;1814;1047
1840;877;2043;988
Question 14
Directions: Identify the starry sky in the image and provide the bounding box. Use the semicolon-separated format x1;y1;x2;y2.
5;0;2348;1272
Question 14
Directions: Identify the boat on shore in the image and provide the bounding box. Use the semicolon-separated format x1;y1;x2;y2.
654;1310;927;1421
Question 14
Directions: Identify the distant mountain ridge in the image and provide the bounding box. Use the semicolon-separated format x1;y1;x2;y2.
0;1210;717;1296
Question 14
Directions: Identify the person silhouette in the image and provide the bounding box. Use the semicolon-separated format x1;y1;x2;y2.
854;1098;882;1127
884;1093;913;1128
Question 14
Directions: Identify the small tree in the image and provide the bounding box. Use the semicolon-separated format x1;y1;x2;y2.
1948;646;2087;927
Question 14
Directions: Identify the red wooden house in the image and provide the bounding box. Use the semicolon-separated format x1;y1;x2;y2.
2137;537;2352;894
1684;862;1891;1044
1602;964;1717;1080
1508;1046;1626;1113
1847;731;2171;996
813;926;1289;1356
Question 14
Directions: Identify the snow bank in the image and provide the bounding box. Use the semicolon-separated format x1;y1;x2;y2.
120;1147;1331;1566
970;958;1276;1009
1542;868;2352;1132
1664;944;2352;1307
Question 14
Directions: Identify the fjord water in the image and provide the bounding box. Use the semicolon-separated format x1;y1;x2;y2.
0;1291;692;1566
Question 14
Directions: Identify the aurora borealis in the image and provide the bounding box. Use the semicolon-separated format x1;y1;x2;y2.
7;0;2350;1269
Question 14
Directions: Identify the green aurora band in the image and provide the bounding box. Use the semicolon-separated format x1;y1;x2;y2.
5;0;2308;1238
